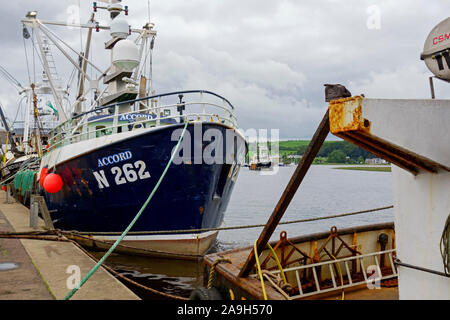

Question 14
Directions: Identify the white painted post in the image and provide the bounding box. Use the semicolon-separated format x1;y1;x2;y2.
201;92;205;122
112;104;119;134
156;99;160;126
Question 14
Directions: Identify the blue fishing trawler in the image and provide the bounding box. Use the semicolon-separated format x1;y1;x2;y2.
21;1;247;255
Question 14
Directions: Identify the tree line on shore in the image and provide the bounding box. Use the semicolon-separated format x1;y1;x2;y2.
247;140;377;164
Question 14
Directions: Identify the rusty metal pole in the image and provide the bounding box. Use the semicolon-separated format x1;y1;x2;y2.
429;76;435;99
238;110;330;278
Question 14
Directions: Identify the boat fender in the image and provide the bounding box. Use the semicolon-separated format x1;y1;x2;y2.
40;167;49;187
43;173;63;193
189;287;224;300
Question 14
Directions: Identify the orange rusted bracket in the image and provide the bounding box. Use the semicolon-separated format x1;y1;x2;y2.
328;96;370;134
313;226;362;263
260;231;312;271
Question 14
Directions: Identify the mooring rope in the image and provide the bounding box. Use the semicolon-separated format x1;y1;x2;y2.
67;237;189;300
0;230;189;300
63;120;189;300
207;258;231;290
0;205;394;261
70;205;394;236
0;205;394;240
0;203;393;300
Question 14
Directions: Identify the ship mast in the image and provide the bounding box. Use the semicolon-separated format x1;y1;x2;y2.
31;84;43;156
27;13;67;122
75;13;95;115
21;0;157;126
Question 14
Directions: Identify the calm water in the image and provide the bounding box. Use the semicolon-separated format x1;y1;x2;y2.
95;165;394;299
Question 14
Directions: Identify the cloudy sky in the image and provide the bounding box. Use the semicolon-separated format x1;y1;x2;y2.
0;0;448;139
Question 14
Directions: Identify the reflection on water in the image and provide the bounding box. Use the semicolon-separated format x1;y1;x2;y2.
93;165;393;299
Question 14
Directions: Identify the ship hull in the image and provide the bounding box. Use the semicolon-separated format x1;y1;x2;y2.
39;122;247;255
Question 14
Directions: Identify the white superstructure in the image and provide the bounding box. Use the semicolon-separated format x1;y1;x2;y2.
328;96;450;299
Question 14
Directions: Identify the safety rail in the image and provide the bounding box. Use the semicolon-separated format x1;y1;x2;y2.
258;248;397;299
45;90;237;152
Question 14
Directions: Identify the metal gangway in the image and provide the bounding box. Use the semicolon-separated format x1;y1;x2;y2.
262;248;398;299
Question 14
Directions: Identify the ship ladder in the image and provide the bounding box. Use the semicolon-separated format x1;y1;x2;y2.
265;249;398;300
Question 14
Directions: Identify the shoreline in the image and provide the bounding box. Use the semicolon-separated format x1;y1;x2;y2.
332;166;391;172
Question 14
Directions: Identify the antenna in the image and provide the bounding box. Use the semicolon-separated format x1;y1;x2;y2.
421;17;450;99
93;0;128;19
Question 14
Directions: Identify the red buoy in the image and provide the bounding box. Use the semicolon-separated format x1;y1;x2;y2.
40;167;49;187
43;173;63;193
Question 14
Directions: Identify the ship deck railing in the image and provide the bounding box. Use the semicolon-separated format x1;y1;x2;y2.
256;248;397;299
45;90;238;152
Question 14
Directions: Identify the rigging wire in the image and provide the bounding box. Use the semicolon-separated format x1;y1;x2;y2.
0;65;24;92
30;36;45;76
22;29;32;85
12;96;27;127
66;67;77;92
0;102;12;131
78;0;83;53
137;37;155;95
143;38;149;78
89;27;93;111
38;22;103;74
29;27;67;119
32;28;36;84
148;36;154;95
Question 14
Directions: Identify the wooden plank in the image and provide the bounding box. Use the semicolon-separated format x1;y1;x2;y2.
37;196;54;230
238;110;330;277
30;195;54;230
204;252;286;300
